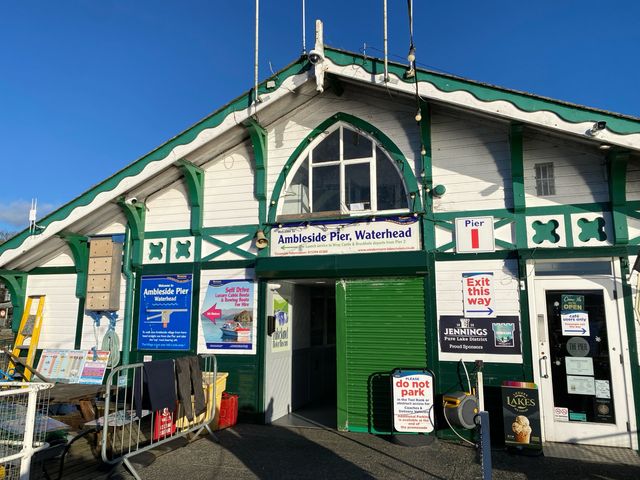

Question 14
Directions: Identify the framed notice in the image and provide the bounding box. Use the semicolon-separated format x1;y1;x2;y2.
199;279;256;354
137;274;193;350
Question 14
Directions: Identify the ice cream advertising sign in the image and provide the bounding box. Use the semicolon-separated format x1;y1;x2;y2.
271;217;420;257
501;381;542;449
391;370;435;433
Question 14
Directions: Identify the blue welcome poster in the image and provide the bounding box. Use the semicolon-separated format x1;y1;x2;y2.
137;274;193;350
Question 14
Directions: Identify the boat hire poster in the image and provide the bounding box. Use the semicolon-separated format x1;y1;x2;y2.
200;279;256;354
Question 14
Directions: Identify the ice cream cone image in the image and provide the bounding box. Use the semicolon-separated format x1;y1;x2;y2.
512;415;532;444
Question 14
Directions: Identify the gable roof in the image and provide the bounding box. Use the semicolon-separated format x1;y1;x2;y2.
1;47;639;268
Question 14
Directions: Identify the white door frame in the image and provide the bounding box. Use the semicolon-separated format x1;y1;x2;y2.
526;258;637;448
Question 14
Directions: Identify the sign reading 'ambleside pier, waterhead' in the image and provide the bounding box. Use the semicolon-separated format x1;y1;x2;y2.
271;217;420;256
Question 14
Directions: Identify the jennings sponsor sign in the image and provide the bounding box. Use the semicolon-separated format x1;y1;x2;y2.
271;217;420;257
439;315;521;356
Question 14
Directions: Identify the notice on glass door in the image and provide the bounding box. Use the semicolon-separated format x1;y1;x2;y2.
560;311;590;337
565;357;594;376
567;375;596;395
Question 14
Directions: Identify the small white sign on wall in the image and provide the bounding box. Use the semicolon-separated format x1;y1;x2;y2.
455;217;495;253
462;272;496;317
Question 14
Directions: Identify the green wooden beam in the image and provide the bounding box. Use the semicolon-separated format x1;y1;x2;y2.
176;160;204;236
0;271;27;333
57;232;89;298
608;150;629;245
419;101;435;252
118;198;146;267
244;118;268;227
510;123;527;249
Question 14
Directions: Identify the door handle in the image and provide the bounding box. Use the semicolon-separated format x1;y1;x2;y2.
539;355;549;379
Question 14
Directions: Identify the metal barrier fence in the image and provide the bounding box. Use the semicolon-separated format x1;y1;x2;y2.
0;382;54;480
100;355;219;480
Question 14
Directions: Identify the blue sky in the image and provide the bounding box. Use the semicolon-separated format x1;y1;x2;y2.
1;1;639;232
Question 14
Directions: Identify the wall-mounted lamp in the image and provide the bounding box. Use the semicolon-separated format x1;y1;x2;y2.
255;230;269;249
431;184;447;198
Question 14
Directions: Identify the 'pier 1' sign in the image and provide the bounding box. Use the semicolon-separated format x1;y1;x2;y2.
455;216;495;253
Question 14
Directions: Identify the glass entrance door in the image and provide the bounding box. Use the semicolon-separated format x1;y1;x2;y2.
534;277;631;447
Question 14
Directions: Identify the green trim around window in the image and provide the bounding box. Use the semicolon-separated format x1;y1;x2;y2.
266;112;423;224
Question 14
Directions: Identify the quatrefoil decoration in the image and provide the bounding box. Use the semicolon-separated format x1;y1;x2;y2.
532;219;560;244
577;217;607;242
148;242;164;260
175;240;192;259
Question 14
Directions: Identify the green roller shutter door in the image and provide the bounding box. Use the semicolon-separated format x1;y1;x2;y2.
336;277;427;433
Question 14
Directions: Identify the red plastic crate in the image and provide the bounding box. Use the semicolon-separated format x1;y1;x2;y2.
218;392;238;429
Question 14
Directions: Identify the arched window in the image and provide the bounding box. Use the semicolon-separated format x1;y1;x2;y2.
280;125;409;219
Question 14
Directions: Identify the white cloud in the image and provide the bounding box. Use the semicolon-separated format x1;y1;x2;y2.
0;200;56;228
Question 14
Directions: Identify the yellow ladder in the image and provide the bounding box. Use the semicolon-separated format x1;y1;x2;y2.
9;295;45;381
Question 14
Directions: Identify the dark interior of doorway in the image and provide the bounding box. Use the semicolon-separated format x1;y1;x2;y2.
274;283;337;429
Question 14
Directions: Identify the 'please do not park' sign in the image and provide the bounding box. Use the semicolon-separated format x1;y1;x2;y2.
392;370;435;433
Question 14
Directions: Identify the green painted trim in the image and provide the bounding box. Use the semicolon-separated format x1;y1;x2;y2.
0;57;310;260
618;257;640;450
177;160;204;236
256;281;267;418
256;251;428;279
419;101;435;252
517;257;534;382
324;47;640;135
608;151;629;245
495;239;516;250
200;260;256;270
510;124;527;249
424;254;439;389
526;203;610;215
58;233;89;298
434;209;514;222
118;199;146;267
435;251;516;261
494;217;514;230
519;246;631;259
244;119;268;228
143;230;194;239
564;212;575;248
436;241;455;252
335;280;348;431
189;264;202;353
201;234;256;261
0;272;27;333
267;112;423;224
73;297;85;349
202;225;260;235
28;267;77;275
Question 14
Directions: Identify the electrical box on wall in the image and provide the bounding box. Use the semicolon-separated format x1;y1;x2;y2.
85;237;123;311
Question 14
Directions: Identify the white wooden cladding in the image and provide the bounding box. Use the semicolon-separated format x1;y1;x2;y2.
523;133;608;207
25;274;80;349
431;111;512;212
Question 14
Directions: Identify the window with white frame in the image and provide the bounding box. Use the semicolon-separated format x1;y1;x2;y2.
280;126;409;218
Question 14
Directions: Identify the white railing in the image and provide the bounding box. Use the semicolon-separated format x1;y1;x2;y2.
98;355;219;480
0;382;54;480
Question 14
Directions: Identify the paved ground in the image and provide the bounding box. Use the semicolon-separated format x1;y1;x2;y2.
108;423;640;480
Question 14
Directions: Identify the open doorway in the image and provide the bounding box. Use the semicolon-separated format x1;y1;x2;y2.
265;280;337;428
